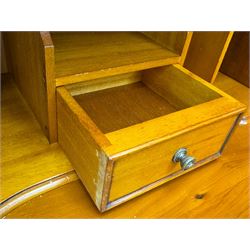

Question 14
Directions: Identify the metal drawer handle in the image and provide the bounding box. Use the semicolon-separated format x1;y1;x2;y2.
172;148;196;170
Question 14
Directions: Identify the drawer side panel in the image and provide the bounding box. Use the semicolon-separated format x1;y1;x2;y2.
57;88;109;210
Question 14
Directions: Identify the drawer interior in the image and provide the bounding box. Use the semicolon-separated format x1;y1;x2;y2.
67;65;222;134
57;64;245;211
74;81;177;133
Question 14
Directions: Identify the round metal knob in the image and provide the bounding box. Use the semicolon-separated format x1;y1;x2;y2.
172;148;196;170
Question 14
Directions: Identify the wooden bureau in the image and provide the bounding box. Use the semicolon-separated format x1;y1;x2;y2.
3;32;246;212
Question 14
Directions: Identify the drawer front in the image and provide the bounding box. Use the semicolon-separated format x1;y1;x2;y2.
109;115;237;202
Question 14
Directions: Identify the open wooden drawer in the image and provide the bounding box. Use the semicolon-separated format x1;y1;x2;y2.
57;64;246;212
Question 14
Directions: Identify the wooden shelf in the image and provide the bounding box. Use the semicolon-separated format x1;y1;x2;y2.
51;32;180;85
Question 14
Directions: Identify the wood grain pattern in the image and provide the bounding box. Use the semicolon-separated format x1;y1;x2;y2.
3;32;56;142
142;32;188;55
51;32;181;86
5;114;249;218
56;65;245;211
0;171;77;218
40;32;57;142
67;72;142;96
184;32;233;83
220;32;249;87
1;31;189;144
57;87;111;210
215;73;249;117
0;75;73;203
2;73;249;218
210;32;234;83
105;66;245;155
143;65;221;109
74;82;177;133
1;33;8;73
179;32;193;65
109;116;236;201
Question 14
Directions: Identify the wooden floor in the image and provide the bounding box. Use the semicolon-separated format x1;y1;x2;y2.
1;72;249;218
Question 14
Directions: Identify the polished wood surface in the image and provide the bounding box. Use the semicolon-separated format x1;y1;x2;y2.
0;74;73;204
1;73;249;218
40;32;57;142
143;65;221;109
220;32;249;87
1;34;8;73
142;32;188;54
2;32;189;143
75;82;177;133
0;171;77;218
184;32;233;83
74;62;232;135
179;32;193;65
215;73;249;117
57;87;111;211
67;72;142;96
105;65;245;155
51;32;181;86
3;32;57;142
6;113;249;218
58;64;245;211
109;116;236;202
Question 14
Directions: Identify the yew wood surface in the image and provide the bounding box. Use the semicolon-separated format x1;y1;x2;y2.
184;32;233;83
220;32;249;87
3;32;57;142
2;73;249;218
0;75;73;204
6;119;249;218
75;81;177;133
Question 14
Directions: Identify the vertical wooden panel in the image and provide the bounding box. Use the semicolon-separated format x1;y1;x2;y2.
179;32;193;65
142;32;188;55
184;32;233;83
220;32;249;87
41;32;57;142
57;87;111;211
3;32;56;142
1;33;8;73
